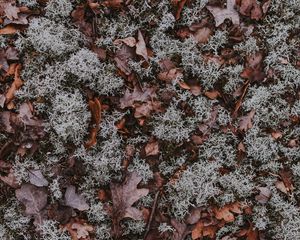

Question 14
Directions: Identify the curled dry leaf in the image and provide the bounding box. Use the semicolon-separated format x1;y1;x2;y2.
85;97;101;149
63;218;94;240
110;172;149;238
206;0;240;27
5;63;23;104
0;25;18;34
136;30;148;61
65;185;89;211
192;221;217;240
238;109;255;132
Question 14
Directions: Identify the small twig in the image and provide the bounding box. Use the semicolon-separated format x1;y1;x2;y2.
144;191;160;239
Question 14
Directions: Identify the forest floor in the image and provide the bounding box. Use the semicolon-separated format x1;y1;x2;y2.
0;0;299;239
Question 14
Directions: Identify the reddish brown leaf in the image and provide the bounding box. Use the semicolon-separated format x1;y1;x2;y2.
174;0;187;20
0;24;18;35
120;86;156;109
239;0;263;20
136;30;148;61
206;0;240;27
158;68;183;83
5;63;23;104
145;139;159;156
238;109;255;132
114;37;136;47
110;172;149;238
279;168;294;192
85;97;101;149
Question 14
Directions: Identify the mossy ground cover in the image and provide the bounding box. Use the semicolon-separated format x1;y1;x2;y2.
0;0;299;239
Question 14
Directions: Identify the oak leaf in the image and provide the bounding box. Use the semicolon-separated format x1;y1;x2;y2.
206;0;240;27
110;172;149;238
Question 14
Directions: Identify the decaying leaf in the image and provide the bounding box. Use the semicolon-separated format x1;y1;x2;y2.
62;218;94;240
255;187;271;204
238;109;255;132
5;63;23;104
28;169;49;187
4;2;20;20
114;37;136;47
145;139;159;156
171;218;189;240
120;86;156;109
158;68;183;83
193;27;212;43
238;0;263;20
15;183;48;216
192;221;217;240
110;172;149;238
65;185;89;211
213;202;242;222
85;97;101;149
136;30;148;61
206;0;240;27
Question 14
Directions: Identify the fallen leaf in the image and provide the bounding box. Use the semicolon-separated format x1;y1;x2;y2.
114;44;136;75
214;202;242;222
114;37;136;47
238;109;255;132
0;168;19;188
136;30;148;61
279;168;294;192
134;100;162;118
171;218;189;240
255;187;271;204
174;0;187;20
206;0;240;27
65;185;89;211
5;63;23;103
71;222;94;239
120;86;156;109
85;97;101;149
193;27;212;43
158;68;183;83
4;2;19;20
15;183;48;216
0;25;18;34
28;169;49;187
145;139;159;156
239;0;263;20
102;0;123;8
204;90;220;99
110;172;149;238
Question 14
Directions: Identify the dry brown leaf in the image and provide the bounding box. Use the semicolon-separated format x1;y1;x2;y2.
206;0;240;27
145;139;159;156
239;0;263;20
63;218;94;240
0;25;18;34
5;64;23;104
120;86;156;109
102;0;123;8
136;30;148;61
193;27;212;43
114;37;136;47
279;168;294;192
174;0;187;20
204;90;220;99
0;168;19;188
238;109;255;132
85;97;101;149
110;172;149;238
214;202;242;222
158;68;183;83
4;2;19;20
